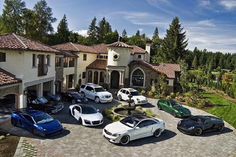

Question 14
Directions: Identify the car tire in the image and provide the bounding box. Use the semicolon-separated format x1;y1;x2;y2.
118;95;122;101
153;129;162;137
72;99;76;104
120;135;130;145
194;128;203;136
95;97;100;104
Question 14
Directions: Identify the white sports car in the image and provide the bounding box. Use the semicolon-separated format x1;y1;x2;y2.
117;88;148;105
69;104;103;126
103;115;165;145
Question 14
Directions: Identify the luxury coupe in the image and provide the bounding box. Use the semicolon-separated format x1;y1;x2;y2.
177;115;225;136
117;88;148;105
11;110;64;137
69;104;103;126
157;99;191;118
103;115;165;145
61;91;88;104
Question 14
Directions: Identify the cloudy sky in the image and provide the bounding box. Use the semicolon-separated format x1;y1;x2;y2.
0;0;236;53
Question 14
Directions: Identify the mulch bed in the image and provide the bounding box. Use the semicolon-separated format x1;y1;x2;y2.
0;133;19;157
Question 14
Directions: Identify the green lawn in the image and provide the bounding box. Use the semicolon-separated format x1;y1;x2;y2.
203;92;236;128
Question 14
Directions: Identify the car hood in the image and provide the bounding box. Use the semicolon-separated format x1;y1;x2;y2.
178;119;199;128
105;121;132;134
174;106;191;115
96;92;112;97
132;95;147;101
81;113;103;121
36;120;62;132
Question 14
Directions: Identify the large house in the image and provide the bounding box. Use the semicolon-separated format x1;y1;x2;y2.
0;33;58;109
53;41;181;91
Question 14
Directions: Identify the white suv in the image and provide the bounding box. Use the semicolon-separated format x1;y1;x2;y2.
117;88;148;105
80;83;113;103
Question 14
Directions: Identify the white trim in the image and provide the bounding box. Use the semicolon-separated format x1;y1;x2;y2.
13;33;27;49
130;67;145;88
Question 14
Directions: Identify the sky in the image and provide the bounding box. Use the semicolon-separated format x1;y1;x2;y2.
0;0;236;53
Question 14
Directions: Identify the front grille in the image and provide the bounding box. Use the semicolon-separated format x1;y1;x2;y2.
104;129;112;136
92;121;100;125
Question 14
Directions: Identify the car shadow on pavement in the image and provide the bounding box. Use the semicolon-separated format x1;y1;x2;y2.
141;103;156;108
122;129;177;147
200;127;233;137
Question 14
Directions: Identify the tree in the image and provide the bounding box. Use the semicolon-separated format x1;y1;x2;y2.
56;14;70;44
152;27;159;39
97;17;112;43
22;9;37;38
2;0;26;34
104;30;119;44
122;29;127;38
192;55;198;69
87;17;98;44
33;0;56;42
135;30;140;37
157;17;188;63
0;16;8;35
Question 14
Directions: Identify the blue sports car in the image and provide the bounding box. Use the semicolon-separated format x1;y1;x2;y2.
11;110;64;137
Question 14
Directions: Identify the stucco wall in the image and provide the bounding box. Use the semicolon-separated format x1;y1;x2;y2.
107;47;132;67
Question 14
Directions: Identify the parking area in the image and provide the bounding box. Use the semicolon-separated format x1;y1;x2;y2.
1;98;236;157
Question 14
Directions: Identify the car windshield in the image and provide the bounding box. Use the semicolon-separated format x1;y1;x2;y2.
120;117;140;128
33;113;54;124
81;106;97;114
170;100;181;107
190;117;205;123
36;97;48;104
95;87;105;92
130;91;140;96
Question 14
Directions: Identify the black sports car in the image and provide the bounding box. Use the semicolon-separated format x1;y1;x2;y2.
177;115;224;136
61;91;88;104
28;97;64;114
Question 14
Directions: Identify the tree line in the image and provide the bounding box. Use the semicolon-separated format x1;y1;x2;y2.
0;0;235;72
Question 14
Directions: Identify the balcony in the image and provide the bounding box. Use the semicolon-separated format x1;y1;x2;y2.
38;64;48;76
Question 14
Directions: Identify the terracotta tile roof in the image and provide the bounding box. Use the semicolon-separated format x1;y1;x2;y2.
0;33;59;53
86;59;107;70
129;60;180;79
108;41;133;49
92;44;108;54
52;42;97;53
0;68;21;87
131;45;146;54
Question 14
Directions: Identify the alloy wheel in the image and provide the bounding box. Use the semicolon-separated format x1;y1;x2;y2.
195;128;203;136
120;135;130;145
153;129;161;137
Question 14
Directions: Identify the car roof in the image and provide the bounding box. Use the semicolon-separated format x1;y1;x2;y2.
14;109;45;117
85;83;102;88
121;88;137;92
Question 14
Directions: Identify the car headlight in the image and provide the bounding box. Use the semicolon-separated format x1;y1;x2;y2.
101;96;106;98
188;126;195;130
112;133;121;137
84;119;90;124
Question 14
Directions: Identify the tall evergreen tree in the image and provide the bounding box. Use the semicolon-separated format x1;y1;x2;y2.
0;16;8;35
152;27;159;39
56;14;70;44
121;29;127;38
97;17;111;42
87;17;98;44
22;9;37;38
192;55;198;69
135;30;140;37
157;17;188;63
2;0;26;34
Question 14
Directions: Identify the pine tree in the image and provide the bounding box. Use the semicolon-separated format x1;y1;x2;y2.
56;14;70;44
152;27;159;39
88;17;98;44
97;17;112;42
135;30;140;37
192;55;198;69
122;29;127;38
157;17;188;63
2;0;26;34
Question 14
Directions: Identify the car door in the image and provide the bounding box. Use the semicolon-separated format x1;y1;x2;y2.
203;119;213;131
85;86;93;99
124;90;130;101
160;100;170;112
133;120;153;140
22;114;35;131
73;106;82;120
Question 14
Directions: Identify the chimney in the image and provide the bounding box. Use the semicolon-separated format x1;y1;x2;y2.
145;43;151;63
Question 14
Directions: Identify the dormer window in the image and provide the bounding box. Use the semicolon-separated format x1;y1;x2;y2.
0;52;6;62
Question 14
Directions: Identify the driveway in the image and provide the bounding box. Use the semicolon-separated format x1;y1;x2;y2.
1;98;236;157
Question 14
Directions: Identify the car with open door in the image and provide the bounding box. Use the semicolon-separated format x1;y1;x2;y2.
69;104;103;126
103;115;165;145
11;109;63;137
157;99;191;118
117;88;148;105
177;115;224;136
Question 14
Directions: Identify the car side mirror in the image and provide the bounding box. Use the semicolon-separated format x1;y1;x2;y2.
97;109;100;112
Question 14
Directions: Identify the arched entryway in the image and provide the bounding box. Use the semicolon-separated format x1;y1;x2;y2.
131;68;145;87
111;71;120;89
94;71;98;84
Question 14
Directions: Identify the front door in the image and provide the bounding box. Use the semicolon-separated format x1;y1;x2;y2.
110;71;120;89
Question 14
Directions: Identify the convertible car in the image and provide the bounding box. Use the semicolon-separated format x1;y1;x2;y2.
69;104;103;126
103;115;165;145
28;97;64;114
157;99;191;118
177;115;224;136
11;110;64;137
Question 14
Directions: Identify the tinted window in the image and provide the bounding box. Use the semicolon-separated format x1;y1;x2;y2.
120;117;140;128
81;106;97;114
122;90;126;94
125;91;130;95
23;115;34;123
130;91;140;96
85;86;93;91
95;87;105;92
74;106;81;112
81;85;85;89
33;113;53;124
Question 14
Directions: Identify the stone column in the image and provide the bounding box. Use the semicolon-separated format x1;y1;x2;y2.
37;83;43;97
19;83;26;109
98;71;100;85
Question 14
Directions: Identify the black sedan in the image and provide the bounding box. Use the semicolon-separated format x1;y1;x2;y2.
177;115;224;136
61;91;88;104
28;97;64;114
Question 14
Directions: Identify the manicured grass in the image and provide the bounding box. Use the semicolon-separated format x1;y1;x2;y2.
203;92;236;128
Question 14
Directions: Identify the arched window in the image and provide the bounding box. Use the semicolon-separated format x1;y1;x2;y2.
88;71;92;83
94;71;98;84
100;72;104;83
132;69;144;87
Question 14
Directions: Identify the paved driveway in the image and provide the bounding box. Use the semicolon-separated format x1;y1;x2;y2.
1;99;236;157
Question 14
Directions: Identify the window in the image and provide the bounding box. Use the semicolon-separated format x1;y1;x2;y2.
64;58;68;67
100;72;104;83
0;52;6;62
132;69;144;87
82;72;86;79
88;71;92;82
23;115;34;123
46;55;50;66
122;90;126;94
32;54;36;67
113;54;119;60
69;58;75;67
83;54;87;61
80;85;85;89
85;86;93;91
55;57;62;67
138;55;142;59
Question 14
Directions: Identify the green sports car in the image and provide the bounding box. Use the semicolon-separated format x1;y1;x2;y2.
157;99;191;118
